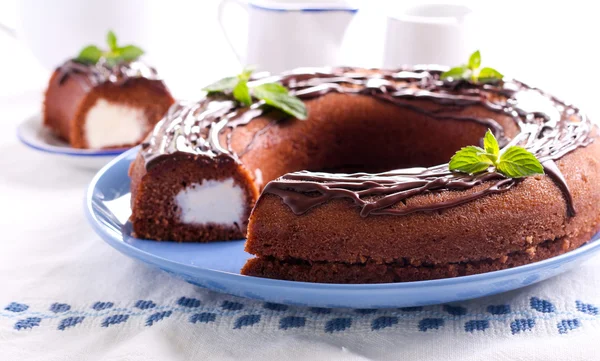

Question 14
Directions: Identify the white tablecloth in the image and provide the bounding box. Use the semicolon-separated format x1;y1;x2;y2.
2;3;600;360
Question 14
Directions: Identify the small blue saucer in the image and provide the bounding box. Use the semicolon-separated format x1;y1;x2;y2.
17;114;128;170
85;147;600;308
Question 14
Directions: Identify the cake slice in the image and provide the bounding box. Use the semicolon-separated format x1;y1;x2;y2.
43;31;174;149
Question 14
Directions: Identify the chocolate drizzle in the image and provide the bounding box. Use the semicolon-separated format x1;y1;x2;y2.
262;168;516;217
55;59;160;91
140;66;595;218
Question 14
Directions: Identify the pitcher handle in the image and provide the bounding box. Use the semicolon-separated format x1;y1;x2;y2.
0;22;16;38
218;0;248;66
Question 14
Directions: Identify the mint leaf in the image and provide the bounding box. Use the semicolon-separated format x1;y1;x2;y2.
483;129;499;160
118;45;144;62
107;30;117;51
450;127;543;178
252;82;287;94
203;77;239;92
478;67;503;82
76;45;103;64
443;51;503;84
441;66;469;80
253;83;307;120
468;50;481;70
201;69;307;119
74;30;144;65
238;67;254;82
449;145;494;174
233;80;252;106
497;146;544;178
203;67;255;95
103;54;121;67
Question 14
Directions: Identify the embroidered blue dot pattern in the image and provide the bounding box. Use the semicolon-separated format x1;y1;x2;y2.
325;318;352;333
371;316;398;330
310;307;331;314
190;313;217;324
58;316;85;331
557;319;580;334
576;301;598;315
135;300;156;310
443;305;467;316
49;303;71;313
146;311;172;326
487;304;511;315
102;314;129;328
92;302;114;311
530;297;555;313
177;297;201;308
2;297;599;335
556;318;581;334
511;318;535;334
5;302;28;313
222;301;244;311
279;316;306;330
399;307;423;312
464;320;489;332
419;318;445;332
234;314;261;329
355;309;378;315
14;317;41;330
263;302;288;312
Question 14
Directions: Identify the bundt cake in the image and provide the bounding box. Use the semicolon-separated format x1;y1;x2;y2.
44;31;174;149
129;61;600;283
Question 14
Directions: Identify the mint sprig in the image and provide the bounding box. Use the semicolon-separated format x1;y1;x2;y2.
77;46;103;64
449;146;495;175
202;77;238;93
203;69;308;120
233;80;252;106
253;83;307;120
75;30;144;66
449;129;544;178
441;50;503;84
496;147;544;178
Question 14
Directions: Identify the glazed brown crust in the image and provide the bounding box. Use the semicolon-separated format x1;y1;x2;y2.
129;152;259;242
43;70;87;142
241;222;597;283
43;69;174;149
244;137;600;266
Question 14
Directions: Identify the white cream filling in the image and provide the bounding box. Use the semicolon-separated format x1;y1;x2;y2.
84;99;147;148
175;178;245;225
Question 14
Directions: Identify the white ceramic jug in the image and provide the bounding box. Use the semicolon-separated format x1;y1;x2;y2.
218;0;358;73
383;3;477;67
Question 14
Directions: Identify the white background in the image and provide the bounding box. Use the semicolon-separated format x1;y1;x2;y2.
1;0;599;110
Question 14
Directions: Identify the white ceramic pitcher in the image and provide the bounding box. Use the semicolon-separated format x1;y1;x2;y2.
218;0;358;73
383;3;477;67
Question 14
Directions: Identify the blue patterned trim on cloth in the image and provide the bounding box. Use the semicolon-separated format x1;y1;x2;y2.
2;296;599;335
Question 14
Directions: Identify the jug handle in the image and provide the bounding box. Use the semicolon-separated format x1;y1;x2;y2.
0;23;16;38
218;0;248;66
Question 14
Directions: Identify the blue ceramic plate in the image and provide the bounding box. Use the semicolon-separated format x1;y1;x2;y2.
17;114;128;170
85;147;600;308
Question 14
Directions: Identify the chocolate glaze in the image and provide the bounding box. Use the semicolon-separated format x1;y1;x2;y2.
140;66;595;217
55;59;160;91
